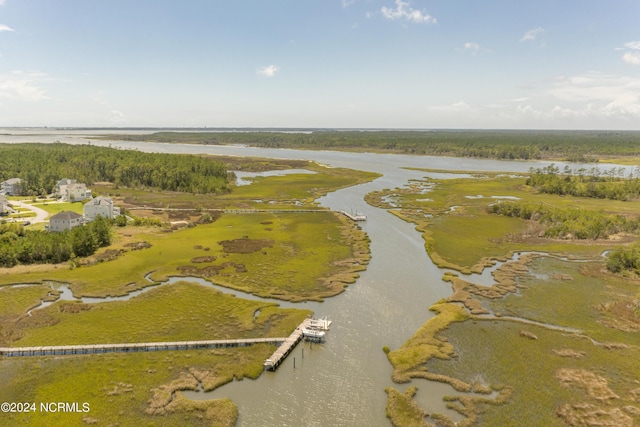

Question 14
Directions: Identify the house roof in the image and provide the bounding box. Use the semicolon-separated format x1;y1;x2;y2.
51;211;83;221
91;196;113;206
88;196;113;206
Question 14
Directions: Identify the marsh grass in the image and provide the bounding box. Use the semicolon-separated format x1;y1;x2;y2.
385;386;430;427
368;173;637;271
388;257;640;426
381;171;640;426
427;319;640;426
13;281;309;346
0;346;270;427
487;257;640;346
0;157;378;425
0;211;367;303
0;285;52;318
115;160;379;211
387;303;470;382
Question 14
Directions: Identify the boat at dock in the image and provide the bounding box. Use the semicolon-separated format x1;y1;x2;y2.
301;326;326;341
308;316;332;331
340;210;367;221
302;316;331;342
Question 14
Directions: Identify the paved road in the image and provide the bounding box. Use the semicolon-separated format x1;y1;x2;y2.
11;201;50;224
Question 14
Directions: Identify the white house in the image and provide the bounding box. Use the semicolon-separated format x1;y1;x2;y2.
59;182;92;202
83;196;120;221
55;178;76;195
1;178;23;196
49;211;84;232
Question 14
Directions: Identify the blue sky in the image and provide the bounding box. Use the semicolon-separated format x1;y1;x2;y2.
1;0;639;129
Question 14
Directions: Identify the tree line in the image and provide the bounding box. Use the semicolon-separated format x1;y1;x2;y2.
488;202;640;240
107;130;640;161
526;164;640;201
0;217;112;267
0;143;230;197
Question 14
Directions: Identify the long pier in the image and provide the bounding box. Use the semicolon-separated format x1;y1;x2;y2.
0;337;286;357
263;318;312;371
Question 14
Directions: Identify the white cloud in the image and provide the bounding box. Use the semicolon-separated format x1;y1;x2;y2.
110;110;127;124
0;72;49;101
0;1;6;6
620;41;640;66
0;24;14;32
257;65;280;77
381;0;436;24
549;72;640;103
623;52;640;66
545;72;640;121
464;42;480;54
520;27;544;42
430;100;471;113
624;41;640;50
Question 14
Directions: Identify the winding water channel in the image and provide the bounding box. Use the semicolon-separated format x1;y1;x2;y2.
1;130;632;426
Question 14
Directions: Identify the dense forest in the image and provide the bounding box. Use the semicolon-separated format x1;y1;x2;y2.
527;164;640;200
0;217;112;267
488;202;640;240
106;130;640;161
0;143;230;196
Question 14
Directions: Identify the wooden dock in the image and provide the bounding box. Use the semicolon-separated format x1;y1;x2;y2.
0;319;319;373
263;318;312;371
0;337;286;357
340;210;367;221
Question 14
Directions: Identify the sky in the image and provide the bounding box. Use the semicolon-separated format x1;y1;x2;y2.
1;0;640;129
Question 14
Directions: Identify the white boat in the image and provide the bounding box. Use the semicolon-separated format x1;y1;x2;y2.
309;316;332;331
302;327;326;340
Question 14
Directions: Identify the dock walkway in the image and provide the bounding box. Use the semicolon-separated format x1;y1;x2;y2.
1;319;318;373
263;318;312;371
0;337;286;357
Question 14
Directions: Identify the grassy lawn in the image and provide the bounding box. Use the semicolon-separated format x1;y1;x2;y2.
32;201;84;216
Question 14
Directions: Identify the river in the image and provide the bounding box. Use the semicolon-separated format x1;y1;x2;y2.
0;130;630;426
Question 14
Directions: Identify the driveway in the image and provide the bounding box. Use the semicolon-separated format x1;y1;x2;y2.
11;200;50;224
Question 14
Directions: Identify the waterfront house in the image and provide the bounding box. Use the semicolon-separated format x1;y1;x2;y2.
1;178;23;196
83;196;120;221
59;182;92;202
48;211;83;232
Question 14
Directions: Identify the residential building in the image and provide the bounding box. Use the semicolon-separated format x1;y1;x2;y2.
49;211;83;232
84;196;120;221
1;178;23;196
59;182;92;202
55;178;76;195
